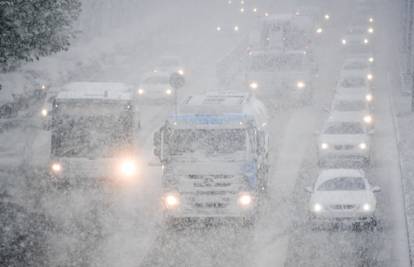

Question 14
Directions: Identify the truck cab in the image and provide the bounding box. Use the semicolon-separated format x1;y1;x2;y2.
154;92;269;224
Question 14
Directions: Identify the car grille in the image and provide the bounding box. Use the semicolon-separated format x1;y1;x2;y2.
330;204;356;210
334;144;354;150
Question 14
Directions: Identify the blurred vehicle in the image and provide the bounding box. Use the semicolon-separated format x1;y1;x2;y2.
136;72;175;103
153;92;269;225
341;26;371;53
153;56;186;76
49;82;140;186
341;57;374;83
330;95;374;129
306;169;380;228
318;113;373;166
246;50;317;104
335;73;373;102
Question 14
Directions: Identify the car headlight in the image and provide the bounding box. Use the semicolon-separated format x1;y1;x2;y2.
341;39;347;45
249;81;259;89
163;193;180;209
365;93;373;102
320;143;329;150
359;143;367;150
369;17;374;23
367;73;373;81
368;27;374;34
316;27;323;34
41;108;48;117
177;69;185;76
368;57;374;63
296;81;306;89
51;163;62;173
165;89;172;95
362;203;372;212
363;115;373;124
238;192;253;207
138;88;145;95
312;203;323;213
324;14;330;20
363;38;369;44
120;160;136;177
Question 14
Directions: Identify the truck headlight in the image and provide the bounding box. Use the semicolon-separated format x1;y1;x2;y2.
365;93;373;102
51;163;62;173
316;27;323;34
359;143;367;150
165;89;172;95
249;81;259;89
320;143;329;150
363;115;373;124
363;38;369;44
177;69;185;76
41;108;48;117
369;17;374;23
120;160;136;177
367;73;373;80
324;14;330;20
362;203;372;212
138;88;145;95
368;57;374;63
238;192;253;207
296;81;306;89
341;39;347;45
164;193;180;209
368;27;374;34
312;203;323;213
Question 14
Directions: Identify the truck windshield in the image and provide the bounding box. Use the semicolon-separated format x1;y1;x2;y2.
168;129;247;156
51;101;133;158
250;53;304;72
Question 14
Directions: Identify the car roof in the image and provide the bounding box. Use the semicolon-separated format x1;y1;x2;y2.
316;169;365;187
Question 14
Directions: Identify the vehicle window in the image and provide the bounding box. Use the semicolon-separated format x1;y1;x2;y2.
340;77;366;87
324;122;364;134
317;177;366;191
334;100;365;111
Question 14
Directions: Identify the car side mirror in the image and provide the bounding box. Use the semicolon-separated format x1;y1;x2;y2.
305;186;313;193
371;186;381;193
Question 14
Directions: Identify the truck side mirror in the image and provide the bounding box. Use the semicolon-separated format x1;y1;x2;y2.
153;130;161;158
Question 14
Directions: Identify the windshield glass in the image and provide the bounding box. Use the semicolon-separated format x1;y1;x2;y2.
250;53;305;72
167;128;247;156
317;177;366;191
144;76;169;84
344;61;368;70
334;100;366;111
324;122;364;134
340;76;366;87
51;101;133;158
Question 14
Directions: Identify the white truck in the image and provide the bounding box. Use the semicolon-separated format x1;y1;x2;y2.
48;82;140;186
153;91;269;225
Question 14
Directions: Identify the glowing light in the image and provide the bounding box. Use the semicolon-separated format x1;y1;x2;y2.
165;89;172;95
177;69;185;75
363;115;373;124
216;26;222;31
164;193;180;209
321;143;329;150
367;73;373;80
368;27;374;34
238;193;252;206
51;163;62;173
41;108;48;117
342;39;347;45
362;203;371;211
138;88;144;95
120;160;136;177
316;27;323;34
296;81;306;89
359;143;367;150
366;94;373;102
249;81;258;89
324;14;330;20
234;25;239;32
313;203;323;212
363;38;369;44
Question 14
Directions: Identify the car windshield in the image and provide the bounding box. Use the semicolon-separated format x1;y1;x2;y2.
51;101;133;158
144;76;169;84
340;77;366;87
317;177;366;191
344;61;368;70
324;122;365;134
334;100;366;111
250;53;305;72
167;128;247;156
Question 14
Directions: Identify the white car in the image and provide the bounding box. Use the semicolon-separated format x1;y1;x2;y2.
153;56;186;76
136;72;175;102
341;57;374;83
306;169;380;228
330;95;374;129
335;73;373;102
318;113;373;166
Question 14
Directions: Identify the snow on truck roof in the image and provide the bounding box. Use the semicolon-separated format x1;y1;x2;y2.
56;82;132;101
170;92;268;127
